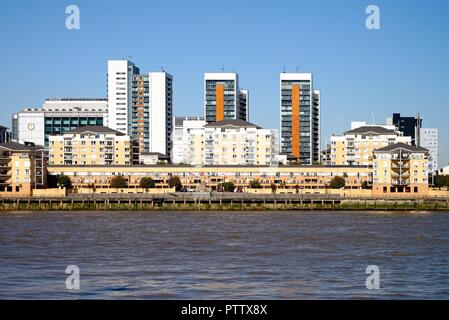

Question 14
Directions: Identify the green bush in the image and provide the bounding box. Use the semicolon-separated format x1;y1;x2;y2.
110;176;128;189
329;176;345;189
140;177;156;189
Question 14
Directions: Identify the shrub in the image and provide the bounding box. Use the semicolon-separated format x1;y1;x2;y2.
168;176;183;191
329;176;346;189
140;177;156;189
110;176;128;189
220;182;235;192
56;175;72;189
249;179;262;189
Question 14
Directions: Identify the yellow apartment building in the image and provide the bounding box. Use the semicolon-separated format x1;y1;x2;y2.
188;120;277;166
49;126;140;166
330;125;411;166
0;142;47;196
373;143;429;196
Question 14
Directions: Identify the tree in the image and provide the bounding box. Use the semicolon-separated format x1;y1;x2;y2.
329;176;346;189
110;176;128;189
249;179;262;189
168;176;183;191
434;175;449;190
220;182;235;192
140;177;156;189
361;181;371;189
56;174;72;189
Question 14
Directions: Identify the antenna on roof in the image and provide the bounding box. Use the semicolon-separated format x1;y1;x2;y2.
283;67;286;73
371;112;376;125
296;66;300;72
128;56;132;60
161;66;165;72
220;65;224;72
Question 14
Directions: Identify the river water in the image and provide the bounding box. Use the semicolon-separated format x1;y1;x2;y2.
0;211;448;299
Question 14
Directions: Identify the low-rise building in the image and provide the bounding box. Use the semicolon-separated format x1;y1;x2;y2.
47;164;372;192
49;126;139;166
187;120;277;166
0;142;47;196
372;143;429;196
330;125;411;166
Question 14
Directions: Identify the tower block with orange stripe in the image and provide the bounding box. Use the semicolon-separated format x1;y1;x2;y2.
291;84;301;162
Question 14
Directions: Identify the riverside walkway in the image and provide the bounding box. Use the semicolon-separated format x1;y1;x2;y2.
1;192;449;211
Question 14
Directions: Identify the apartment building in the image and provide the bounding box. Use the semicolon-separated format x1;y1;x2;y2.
419;128;438;173
171;116;206;164
330;125;411;166
49;126;139;166
204;73;249;123
12;98;108;147
0;142;47;196
280;73;320;165
372;143;429;196
108;60;173;155
186;120;277;166
388;113;422;146
0;126;12;144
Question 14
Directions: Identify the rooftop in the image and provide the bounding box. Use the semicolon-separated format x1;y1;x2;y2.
64;126;126;136
0;141;44;152
45;98;107;102
344;126;399;136
205;119;261;129
375;142;428;153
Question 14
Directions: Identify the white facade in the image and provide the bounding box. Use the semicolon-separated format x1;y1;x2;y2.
149;72;173;155
439;165;449;175
186;120;277;166
107;60;138;135
43;98;108;111
12;109;46;146
108;60;173;155
171;116;206;164
419;128;438;173
350;121;396;131
12;99;108;147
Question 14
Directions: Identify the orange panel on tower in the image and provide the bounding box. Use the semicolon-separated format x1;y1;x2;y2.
291;85;301;160
216;84;225;122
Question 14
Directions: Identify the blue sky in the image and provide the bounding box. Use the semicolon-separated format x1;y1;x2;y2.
0;0;448;166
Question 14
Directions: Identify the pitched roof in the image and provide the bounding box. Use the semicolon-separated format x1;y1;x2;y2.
375;142;428;153
344;126;398;136
65;126;125;135
205;119;261;129
0;141;43;152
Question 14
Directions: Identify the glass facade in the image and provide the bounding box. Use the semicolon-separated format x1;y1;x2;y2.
131;75;150;152
280;80;312;164
205;80;236;123
44;117;104;146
